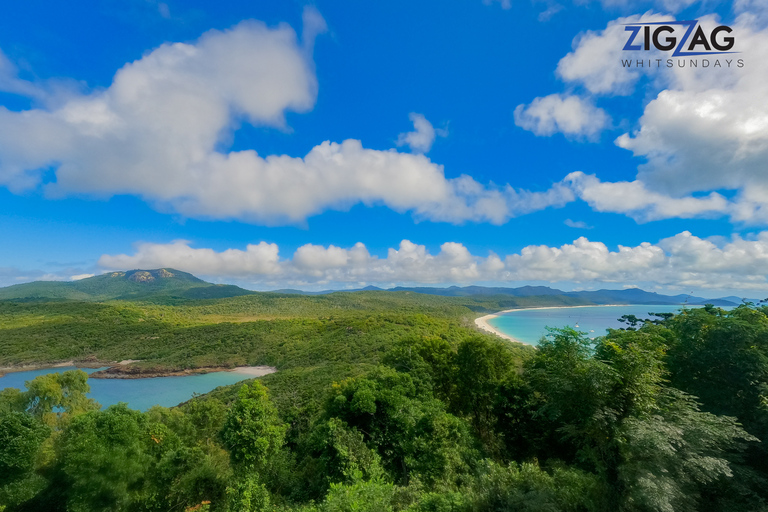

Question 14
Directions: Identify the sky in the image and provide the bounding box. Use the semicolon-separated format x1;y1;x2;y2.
0;0;767;297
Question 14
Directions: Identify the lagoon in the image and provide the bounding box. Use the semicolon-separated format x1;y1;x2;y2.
0;366;266;410
487;304;690;346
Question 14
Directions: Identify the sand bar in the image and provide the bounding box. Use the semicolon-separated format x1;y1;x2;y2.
229;365;278;377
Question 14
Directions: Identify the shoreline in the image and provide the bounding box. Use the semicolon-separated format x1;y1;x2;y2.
87;364;277;379
474;304;637;345
0;360;277;380
475;313;527;344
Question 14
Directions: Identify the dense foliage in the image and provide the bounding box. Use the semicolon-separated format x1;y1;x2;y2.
1;293;767;511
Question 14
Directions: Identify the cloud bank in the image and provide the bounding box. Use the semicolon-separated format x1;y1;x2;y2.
98;232;768;292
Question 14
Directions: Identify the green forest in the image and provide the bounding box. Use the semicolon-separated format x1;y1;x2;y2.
1;291;767;511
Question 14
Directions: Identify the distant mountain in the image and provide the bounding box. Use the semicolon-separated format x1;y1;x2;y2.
272;285;385;296
0;269;254;302
0;270;744;307
290;284;739;307
562;288;695;305
717;295;764;305
383;285;738;306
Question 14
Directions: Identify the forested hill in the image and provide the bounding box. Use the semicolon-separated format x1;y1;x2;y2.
0;268;254;302
387;285;740;306
275;285;743;306
2;291;768;510
1;269;745;305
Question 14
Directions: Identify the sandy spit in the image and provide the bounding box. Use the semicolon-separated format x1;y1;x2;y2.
228;366;278;377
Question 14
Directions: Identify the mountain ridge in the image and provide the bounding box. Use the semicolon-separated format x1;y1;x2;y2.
0;270;750;306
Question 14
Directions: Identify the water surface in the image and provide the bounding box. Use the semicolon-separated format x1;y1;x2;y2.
487;304;689;346
0;366;256;410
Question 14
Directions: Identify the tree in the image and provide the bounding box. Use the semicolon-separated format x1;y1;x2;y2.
451;336;515;450
665;306;768;437
0;412;49;487
220;382;286;471
58;403;153;512
24;370;99;426
527;327;755;511
325;367;475;487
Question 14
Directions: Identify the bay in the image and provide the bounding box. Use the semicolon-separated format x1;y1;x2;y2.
487;304;695;346
0;366;260;411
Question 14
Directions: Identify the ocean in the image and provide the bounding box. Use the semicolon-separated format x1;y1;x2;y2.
487;304;696;346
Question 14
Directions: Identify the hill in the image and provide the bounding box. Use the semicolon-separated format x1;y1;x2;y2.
0;268;254;302
356;285;739;306
0;270;744;306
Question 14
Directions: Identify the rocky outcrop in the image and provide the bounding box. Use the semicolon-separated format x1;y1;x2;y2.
128;271;155;283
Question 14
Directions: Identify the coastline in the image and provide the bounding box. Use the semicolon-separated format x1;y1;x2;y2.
229;366;278;377
88;364;277;379
0;360;102;378
474;304;629;345
0;360;277;380
475;313;527;344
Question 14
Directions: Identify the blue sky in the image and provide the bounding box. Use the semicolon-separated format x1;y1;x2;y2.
1;0;767;296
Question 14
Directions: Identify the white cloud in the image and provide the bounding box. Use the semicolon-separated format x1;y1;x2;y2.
0;16;563;226
396;113;446;153
70;273;95;281
565;172;729;221
98;240;282;277
564;218;592;228
516;13;768;226
503;237;666;282
514;94;610;139
612;17;768;223
98;232;768;291
555;13;671;95
734;0;768;26
538;4;565;21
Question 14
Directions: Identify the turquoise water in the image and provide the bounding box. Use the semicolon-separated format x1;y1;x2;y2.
487;304;691;346
0;366;257;411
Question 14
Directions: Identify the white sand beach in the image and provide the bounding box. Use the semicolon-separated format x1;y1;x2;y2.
474;312;526;344
474;304;626;345
229;365;278;377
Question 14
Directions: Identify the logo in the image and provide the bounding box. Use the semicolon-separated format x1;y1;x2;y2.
621;20;743;68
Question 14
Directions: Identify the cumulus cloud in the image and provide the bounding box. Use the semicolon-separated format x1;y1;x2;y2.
99;240;282;277
396;113;446;153
556;12;672;95
514;12;768;225
98;232;768;291
0;16;562;225
565;172;729;221
610;16;768;223
514;94;610;139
